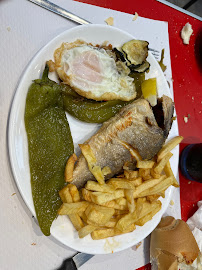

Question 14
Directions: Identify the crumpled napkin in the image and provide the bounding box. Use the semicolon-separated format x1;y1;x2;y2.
187;201;202;251
177;201;202;269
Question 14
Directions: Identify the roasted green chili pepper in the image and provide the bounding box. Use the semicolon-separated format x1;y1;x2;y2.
61;72;145;123
24;65;74;236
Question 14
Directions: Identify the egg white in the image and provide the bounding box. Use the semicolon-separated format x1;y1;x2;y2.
55;42;136;101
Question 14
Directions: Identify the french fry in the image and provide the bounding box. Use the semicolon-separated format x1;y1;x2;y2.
82;188;92;202
164;161;179;187
102;166;112;176
137;176;174;197
128;177;143;187
86;206;115;225
146;194;160;202
90;190;124;205
68;184;80;202
107;179;135;190
68;214;84;231
139;168;152;181
78;225;98;238
64;153;77;182
135;201;162;226
116;200;160;232
58;201;89;215
79;144;105;185
119;140;142;161
85;181;115;193
114;209;128;216
91;224;136;240
133;176;165;199
124;170;139;179
153;152;173;175
59;185;73;203
157;136;183;162
151;168;161;179
136;160;155;169
125;189;135;213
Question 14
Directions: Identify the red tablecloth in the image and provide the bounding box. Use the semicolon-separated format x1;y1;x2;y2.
76;0;202;268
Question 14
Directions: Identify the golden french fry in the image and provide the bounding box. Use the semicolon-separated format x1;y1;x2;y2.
139;168;151;180
79;144;105;185
119;140;142;161
136;160;155;169
64;153;77;182
157;136;183;162
59;185;73;203
164;161;179;187
91;224;136;240
124;170;139;179
114;209;129;216
153;152;173;175
135;201;162;226
68;184;80;202
116;200;160;232
90;190;124;205
69;214;84;231
151;168;161;179
125;189;135;213
128;177;143;187
78;225;98;238
133;176;165;199
137;176;174;197
107;179;135;190
102;166;112;176
81;188;92;202
146;194;160;202
86;206;115;225
85;181;115;193
58;201;89;215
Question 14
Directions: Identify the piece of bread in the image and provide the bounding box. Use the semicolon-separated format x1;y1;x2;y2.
150;216;200;270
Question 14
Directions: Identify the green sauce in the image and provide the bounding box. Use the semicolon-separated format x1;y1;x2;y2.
24;66;74;236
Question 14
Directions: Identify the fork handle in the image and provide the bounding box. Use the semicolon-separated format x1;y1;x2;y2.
28;0;91;25
56;257;77;270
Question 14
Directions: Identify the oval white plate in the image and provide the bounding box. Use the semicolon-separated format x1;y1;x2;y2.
8;24;178;254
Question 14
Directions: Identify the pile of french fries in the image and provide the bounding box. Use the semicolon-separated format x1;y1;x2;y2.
58;136;183;240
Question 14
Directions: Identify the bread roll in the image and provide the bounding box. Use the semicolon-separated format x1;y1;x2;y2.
150;216;200;270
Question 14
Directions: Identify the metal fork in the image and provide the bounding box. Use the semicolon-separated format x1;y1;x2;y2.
28;0;160;60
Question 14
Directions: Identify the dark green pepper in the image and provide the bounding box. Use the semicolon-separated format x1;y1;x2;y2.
61;72;145;123
24;65;74;236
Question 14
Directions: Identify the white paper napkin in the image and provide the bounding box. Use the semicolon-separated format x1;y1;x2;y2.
1;0;181;269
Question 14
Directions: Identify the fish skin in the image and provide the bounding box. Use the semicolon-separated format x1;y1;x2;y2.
72;96;174;188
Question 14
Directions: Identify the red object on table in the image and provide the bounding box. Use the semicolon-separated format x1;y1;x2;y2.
75;0;202;269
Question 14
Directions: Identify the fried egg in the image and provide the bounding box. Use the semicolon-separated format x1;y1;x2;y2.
54;40;136;101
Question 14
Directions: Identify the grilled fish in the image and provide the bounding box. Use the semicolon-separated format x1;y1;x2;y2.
72;95;174;188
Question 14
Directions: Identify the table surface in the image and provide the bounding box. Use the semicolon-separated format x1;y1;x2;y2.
76;0;202;269
1;0;202;269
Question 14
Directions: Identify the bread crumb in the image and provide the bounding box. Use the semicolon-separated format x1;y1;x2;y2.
192;96;194;100
188;181;191;184
184;116;188;123
132;12;138;21
31;243;36;246
181;23;193;45
7;26;11;32
170;200;174;206
105;17;114;26
11;193;16;196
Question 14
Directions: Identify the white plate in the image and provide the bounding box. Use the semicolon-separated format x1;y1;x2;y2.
8;24;179;254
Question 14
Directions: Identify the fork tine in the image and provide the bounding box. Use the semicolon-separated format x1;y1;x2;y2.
148;47;159;53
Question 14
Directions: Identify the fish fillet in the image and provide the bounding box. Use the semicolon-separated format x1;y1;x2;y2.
72;95;174;188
